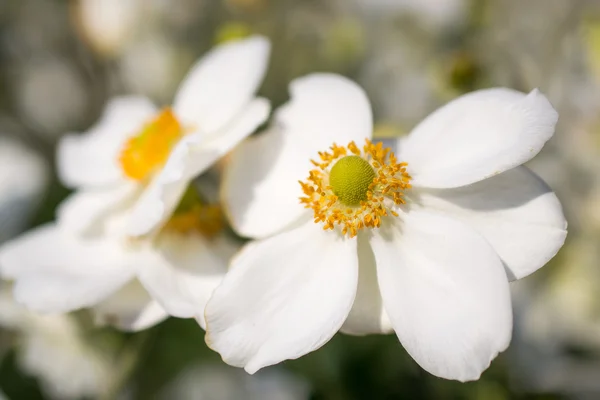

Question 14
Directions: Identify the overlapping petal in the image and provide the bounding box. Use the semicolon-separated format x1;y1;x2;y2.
401;88;558;188
135;232;230;325
0;224;135;313
223;74;373;238
57;96;156;188
173;35;270;133
128;98;270;237
92;280;169;332
370;209;512;381
56;184;138;236
340;233;393;335
222;128;312;238
204;221;358;373
415;166;567;280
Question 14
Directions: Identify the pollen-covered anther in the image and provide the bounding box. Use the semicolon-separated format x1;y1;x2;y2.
299;139;411;238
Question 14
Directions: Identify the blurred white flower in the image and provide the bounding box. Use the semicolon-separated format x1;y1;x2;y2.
74;0;142;57
0;36;270;330
75;36;270;238
354;0;467;30
206;74;566;381
0;137;48;243
16;59;88;138
160;363;310;400
0;285;112;400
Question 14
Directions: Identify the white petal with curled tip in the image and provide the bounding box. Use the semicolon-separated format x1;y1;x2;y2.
0;224;135;312
128;98;270;237
416;166;567;281
204;221;358;374
56;183;138;236
401;88;558;188
135;232;231;325
57;96;157;188
370;209;512;382
222;74;373;239
92;279;169;332
340;233;393;335
173;36;270;133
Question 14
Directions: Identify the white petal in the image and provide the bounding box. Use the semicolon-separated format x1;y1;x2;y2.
92;279;169;332
370;209;512;382
276;73;373;148
401;88;558;188
416;166;567;280
56;184;138;236
57;96;157;188
340;233;393;335
128;98;270;237
204;221;358;373
222;73;373;238
173;36;270;133
0;224;135;313
135;232;229;324
222;128;312;239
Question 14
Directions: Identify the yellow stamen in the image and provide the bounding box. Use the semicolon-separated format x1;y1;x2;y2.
163;204;224;238
299;139;412;238
163;185;225;238
119;108;183;181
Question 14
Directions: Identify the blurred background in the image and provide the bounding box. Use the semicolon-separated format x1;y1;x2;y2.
1;0;600;398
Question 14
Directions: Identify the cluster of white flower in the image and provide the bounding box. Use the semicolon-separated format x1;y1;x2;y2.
0;36;567;383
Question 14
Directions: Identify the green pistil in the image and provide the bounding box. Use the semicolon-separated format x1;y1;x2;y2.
329;156;376;206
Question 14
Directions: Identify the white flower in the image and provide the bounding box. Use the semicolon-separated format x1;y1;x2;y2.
17;60;89;137
204;73;567;381
59;35;271;238
74;0;141;57
0;137;48;243
0;36;270;330
0;285;112;400
355;0;467;30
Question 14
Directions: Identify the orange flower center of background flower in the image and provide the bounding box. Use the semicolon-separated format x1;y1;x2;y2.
119;108;184;181
163;186;225;238
164;205;224;238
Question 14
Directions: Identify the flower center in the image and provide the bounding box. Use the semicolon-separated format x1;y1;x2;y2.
119;108;184;181
163;185;224;238
300;139;411;238
329;156;376;206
